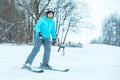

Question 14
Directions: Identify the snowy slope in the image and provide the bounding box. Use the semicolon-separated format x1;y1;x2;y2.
0;44;120;80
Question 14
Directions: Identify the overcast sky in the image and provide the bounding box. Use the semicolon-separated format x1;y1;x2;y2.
67;0;120;44
88;0;120;28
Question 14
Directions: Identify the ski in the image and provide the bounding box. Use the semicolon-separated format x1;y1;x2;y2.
50;68;69;72
39;67;69;72
22;66;44;73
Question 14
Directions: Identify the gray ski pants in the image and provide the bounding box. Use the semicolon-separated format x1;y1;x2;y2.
25;38;51;65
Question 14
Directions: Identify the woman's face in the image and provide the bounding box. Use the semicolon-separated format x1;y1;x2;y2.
47;13;54;19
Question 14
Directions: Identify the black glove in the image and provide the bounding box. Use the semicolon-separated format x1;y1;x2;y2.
52;39;56;45
38;32;43;39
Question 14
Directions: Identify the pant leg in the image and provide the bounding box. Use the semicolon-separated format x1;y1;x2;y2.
25;38;42;65
42;39;51;65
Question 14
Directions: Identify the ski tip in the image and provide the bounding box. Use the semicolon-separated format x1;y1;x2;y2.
40;70;44;73
35;70;44;73
64;69;69;72
29;69;44;73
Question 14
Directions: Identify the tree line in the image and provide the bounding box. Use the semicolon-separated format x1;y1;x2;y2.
0;0;89;45
102;13;120;46
91;12;120;47
1;0;120;47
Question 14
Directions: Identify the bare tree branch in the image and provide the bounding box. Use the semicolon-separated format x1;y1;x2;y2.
38;0;51;18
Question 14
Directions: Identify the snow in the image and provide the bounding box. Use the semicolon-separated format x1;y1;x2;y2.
0;44;120;80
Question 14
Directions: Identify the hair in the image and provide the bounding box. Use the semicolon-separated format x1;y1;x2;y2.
46;11;54;16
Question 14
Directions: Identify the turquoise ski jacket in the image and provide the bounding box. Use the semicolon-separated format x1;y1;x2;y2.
34;16;56;39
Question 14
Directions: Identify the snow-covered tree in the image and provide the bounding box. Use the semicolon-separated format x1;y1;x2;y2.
54;0;90;44
16;0;51;23
0;0;91;44
102;12;120;46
